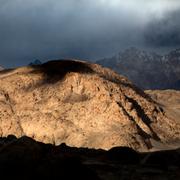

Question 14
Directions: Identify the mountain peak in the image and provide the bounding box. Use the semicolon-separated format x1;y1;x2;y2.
29;59;42;66
123;47;144;55
167;48;180;57
96;47;180;89
0;60;179;151
0;66;4;71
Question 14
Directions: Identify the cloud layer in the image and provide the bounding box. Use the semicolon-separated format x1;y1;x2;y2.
0;0;180;67
144;10;180;48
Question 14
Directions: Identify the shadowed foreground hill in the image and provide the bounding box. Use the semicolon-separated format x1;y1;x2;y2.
0;135;179;180
0;60;180;151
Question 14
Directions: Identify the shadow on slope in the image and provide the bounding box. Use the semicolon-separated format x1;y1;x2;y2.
28;60;154;102
0;135;179;180
29;60;94;85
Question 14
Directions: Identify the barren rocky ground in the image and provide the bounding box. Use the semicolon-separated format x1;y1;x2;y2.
146;90;180;123
0;60;179;151
146;90;180;150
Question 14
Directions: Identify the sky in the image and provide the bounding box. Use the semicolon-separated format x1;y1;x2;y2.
0;0;180;67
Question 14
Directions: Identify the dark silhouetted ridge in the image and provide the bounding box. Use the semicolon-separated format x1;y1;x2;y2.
0;135;179;180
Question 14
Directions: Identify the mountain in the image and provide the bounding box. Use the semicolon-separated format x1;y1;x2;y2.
0;60;179;151
96;47;180;90
29;59;42;66
146;90;180;124
0;66;4;71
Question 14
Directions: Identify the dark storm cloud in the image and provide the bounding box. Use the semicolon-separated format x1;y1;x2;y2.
0;0;130;67
144;10;180;47
0;0;180;67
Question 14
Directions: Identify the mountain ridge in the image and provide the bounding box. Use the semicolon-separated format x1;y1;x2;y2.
96;47;180;89
0;135;179;180
0;66;4;71
0;60;179;151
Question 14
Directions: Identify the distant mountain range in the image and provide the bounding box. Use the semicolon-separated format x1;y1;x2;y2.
0;66;4;71
29;59;42;66
96;47;180;90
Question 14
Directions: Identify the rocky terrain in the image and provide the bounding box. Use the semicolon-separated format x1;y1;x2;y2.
0;135;179;180
97;47;180;90
146;90;180;150
0;60;179;151
146;90;180;124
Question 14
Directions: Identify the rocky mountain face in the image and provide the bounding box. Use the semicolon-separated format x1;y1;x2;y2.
96;47;180;90
146;90;180;124
0;60;179;151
